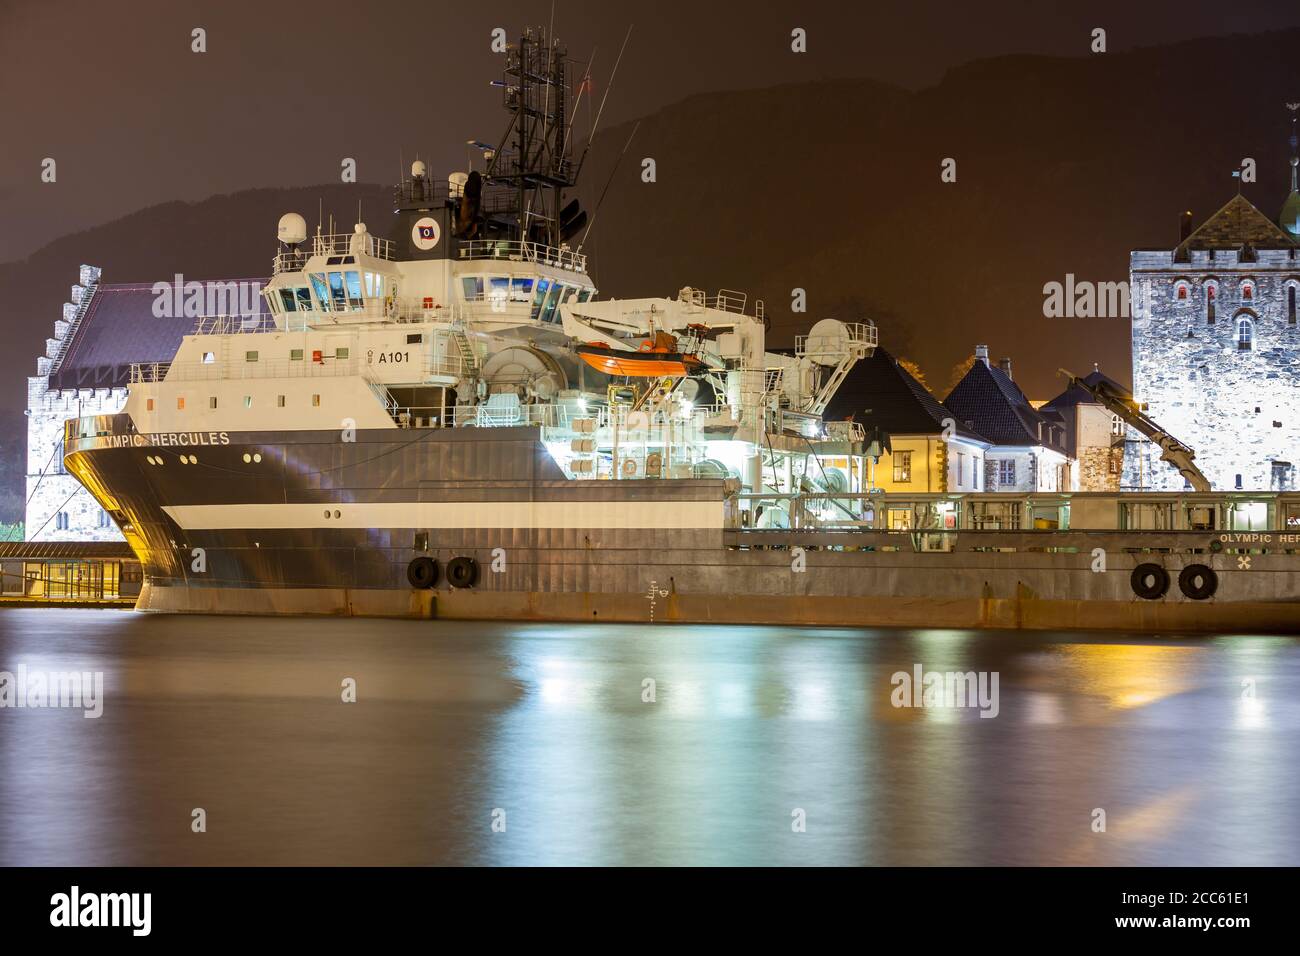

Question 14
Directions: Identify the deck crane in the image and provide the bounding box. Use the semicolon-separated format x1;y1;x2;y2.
1058;369;1211;492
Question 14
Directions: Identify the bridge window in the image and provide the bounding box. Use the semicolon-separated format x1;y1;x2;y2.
327;272;346;309
540;283;564;323
1237;317;1253;350
531;279;551;322
461;276;484;301
310;274;329;309
510;277;534;301
488;276;510;308
577;289;594;303
279;289;296;312
296;287;312;310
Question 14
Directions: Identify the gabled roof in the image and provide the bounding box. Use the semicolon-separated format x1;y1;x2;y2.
1041;367;1129;458
826;347;988;442
47;279;269;390
1175;193;1299;253
943;358;1068;453
1042;367;1130;411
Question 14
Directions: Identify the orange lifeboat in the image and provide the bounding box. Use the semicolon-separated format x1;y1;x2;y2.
576;331;703;377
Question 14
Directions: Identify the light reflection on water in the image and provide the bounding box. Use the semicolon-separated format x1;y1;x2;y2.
1;609;1298;866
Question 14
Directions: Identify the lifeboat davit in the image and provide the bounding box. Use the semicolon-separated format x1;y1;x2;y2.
575;332;703;377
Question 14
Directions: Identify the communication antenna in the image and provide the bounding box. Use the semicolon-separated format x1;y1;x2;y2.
577;120;640;253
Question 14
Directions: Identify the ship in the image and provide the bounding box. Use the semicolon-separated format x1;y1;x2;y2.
61;28;1300;632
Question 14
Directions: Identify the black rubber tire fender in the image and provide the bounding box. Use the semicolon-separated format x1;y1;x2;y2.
407;556;439;589
1130;563;1170;600
1178;564;1218;601
446;556;479;589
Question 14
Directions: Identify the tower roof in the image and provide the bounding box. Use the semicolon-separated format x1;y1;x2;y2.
1175;193;1298;253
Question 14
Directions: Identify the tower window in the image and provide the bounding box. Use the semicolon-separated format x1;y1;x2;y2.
1237;317;1253;351
1206;285;1216;324
893;452;912;483
1176;285;1188;300
1289;285;1297;324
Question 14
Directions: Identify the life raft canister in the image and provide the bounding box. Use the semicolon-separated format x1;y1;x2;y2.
1178;564;1218;601
1130;563;1170;600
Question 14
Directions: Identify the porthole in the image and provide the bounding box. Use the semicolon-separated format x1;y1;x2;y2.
243;453;252;463
188;455;197;464
323;509;331;519
253;453;262;463
334;510;341;519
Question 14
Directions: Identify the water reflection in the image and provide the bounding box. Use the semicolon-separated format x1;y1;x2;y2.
0;610;1297;865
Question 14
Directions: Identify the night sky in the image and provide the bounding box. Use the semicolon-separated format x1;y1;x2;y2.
5;0;1300;263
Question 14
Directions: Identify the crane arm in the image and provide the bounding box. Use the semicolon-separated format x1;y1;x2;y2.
1058;369;1212;492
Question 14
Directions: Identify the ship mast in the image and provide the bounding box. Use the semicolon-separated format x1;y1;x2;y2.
486;27;579;247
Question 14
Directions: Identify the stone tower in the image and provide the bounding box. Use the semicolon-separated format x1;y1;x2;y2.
1125;110;1300;491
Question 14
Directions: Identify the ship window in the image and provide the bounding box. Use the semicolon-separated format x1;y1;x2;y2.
510;277;534;301
296;287;312;310
312;394;321;407
245;351;258;362
177;397;185;410
364;272;374;296
291;349;303;361
540;283;564;323
406;333;423;344
373;274;385;298
461;276;484;301
279;289;297;312
277;395;286;408
209;397;217;409
488;276;510;309
336;347;350;360
328;272;346;308
310;273;329;309
577;289;593;303
244;396;252;408
893;451;912;483
146;399;154;411
414;532;429;551
202;351;215;364
531;279;551;321
345;271;363;306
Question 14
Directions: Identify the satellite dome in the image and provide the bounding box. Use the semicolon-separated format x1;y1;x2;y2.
277;212;307;245
411;160;427;179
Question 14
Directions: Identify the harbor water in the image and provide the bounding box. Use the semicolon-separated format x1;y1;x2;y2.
1;609;1297;866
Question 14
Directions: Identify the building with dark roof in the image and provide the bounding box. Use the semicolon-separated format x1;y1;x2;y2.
26;267;266;541
944;345;1074;492
1041;366;1130;491
827;347;990;496
1125;111;1300;492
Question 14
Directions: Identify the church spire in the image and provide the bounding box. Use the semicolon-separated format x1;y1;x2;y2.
1280;103;1300;237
